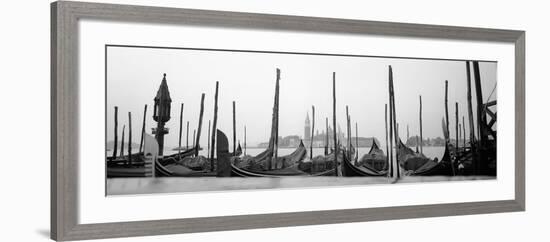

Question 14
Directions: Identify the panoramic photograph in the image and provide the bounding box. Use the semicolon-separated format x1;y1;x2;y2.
105;45;497;195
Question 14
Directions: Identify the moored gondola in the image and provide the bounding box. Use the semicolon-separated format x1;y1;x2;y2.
410;143;454;176
214;130;333;177
397;139;431;172
342;151;386;177
358;141;387;172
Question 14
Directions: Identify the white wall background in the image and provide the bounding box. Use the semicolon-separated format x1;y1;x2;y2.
0;0;546;241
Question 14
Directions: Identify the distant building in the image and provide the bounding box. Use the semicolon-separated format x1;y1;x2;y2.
281;135;301;147
405;136;446;147
258;135;302;148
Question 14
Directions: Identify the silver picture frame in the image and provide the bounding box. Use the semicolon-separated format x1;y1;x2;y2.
51;1;525;240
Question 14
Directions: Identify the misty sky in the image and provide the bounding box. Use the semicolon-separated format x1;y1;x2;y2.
106;46;496;148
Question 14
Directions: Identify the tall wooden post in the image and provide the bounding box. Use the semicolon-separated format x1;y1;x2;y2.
267;69;281;170
325;117;329;156
385;104;389;176
186;121;189;149
458;123;462;147
207;120;211;160
346;105;351;159
120;125;125;158
463;116;466;148
455;102;459;155
178;103;183;159
210;81;219;171
195;93;206;157
466;61;477;174
445;80;450;141
244;125;247;156
466;61;476;143
473;61;487;173
396;123;399;144
139;104;148;154
112;106;118;160
192;130;196;149
389;66;399;178
332;72;339;176
274;70;280;165
388;69;394;178
128;112;132;164
233;101;236;155
419;95;423;154
416;136;419;153
444;80;455;175
355;122;362;164
310;106;315;160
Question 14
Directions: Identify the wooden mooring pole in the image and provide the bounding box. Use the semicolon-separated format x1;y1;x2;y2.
463;116;466;149
385;103;389;176
112;106;118;160
445;80;450;141
178;103;183;159
389;66;399;178
207;120;211;160
346;105;351;159
332;72;339;176
455;102;459;155
466;61;477;174
128;112;132;165
192;130;196;149
120;125;125;158
195;93;206;157
210;81;219;171
444;80;455;175
325;117;329;156
355;122;362;164
419;95;423;154
233;101;236;155
139;104;147;154
244;125;247;156
388;68;394;178
186;121;189;149
473;61;487;173
310;105;315;160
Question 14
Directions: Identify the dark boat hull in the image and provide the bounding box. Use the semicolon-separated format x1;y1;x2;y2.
342;152;386;177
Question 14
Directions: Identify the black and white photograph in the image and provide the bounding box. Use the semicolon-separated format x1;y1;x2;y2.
105;45;497;195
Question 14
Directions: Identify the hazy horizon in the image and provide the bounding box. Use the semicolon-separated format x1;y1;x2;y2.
106;46;497;150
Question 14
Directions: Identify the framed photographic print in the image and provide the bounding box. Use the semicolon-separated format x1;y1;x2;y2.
51;1;525;241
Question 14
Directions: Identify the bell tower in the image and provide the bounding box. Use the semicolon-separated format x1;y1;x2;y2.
304;113;311;141
153;73;172;155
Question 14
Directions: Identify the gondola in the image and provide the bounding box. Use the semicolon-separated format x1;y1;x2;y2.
214;130;332;177
106;153;149;178
232;143;243;157
405;121;455;176
342;150;386;177
239;141;307;170
358;141;387;172
397;139;431;172
305;150;339;174
231;157;334;177
107;165;153;178
158;146;201;165
410;143;454;176
106;153;146;167
155;159;215;177
107;151;155;178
